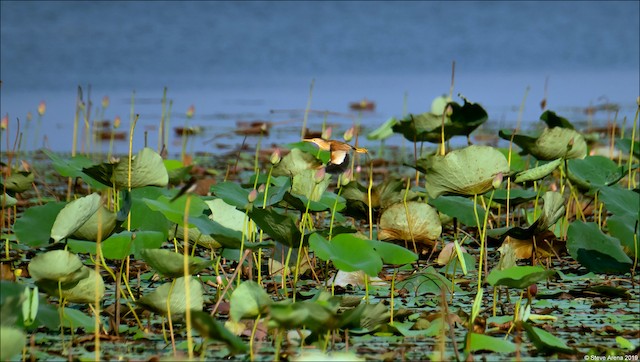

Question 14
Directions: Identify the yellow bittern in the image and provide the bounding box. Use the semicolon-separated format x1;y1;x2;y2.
303;138;368;174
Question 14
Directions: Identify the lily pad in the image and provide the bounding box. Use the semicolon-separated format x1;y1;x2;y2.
248;207;302;248
50;193;102;243
567;156;626;190
14;202;66;247
137;276;203;315
566;221;632;274
421;145;510;198
522;321;575;355
466;333;516;353
140;248;212;277
378;201;442;244
599;186;639;217
310;233;382;276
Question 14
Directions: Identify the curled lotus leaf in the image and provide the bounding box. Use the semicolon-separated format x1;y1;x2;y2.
113;147;169;189
28;250;85;283
422;145;510;198
50;193;102;243
71;206;117;241
137;276;204;315
54;266;105;304
378;201;442;245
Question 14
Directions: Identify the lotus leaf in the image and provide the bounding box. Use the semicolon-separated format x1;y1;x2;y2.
422;145;509;198
137;276;203;315
309;233;383;276
504;127;587;160
513;158;562;183
191;311;248;354
291;168;331;202
521;321;575;355
52;266;105;304
567;221;632;274
486;265;556;289
71;206;117;241
113;147;169;189
378;201;442;244
467;333;516;353
3;171;34;193
567;156;625;190
366;117;396;141
272;148;323;177
43;149;107;189
50;193;102;243
14;202;66;247
229;280;272;321
0;326;26;360
540;110;575;129
140;248;212;277
28;250;84;283
1;192;17;206
429;195;486;227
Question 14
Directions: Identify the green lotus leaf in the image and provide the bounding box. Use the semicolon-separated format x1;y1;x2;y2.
113;147;169;189
487;265;556;289
309;233;383;277
206;198;256;235
466;333;516;353
272;148;323;177
532;127;587;160
137;276;203;315
599;186;639;217
50;193;102;243
567;156;625;190
191;311;248;354
367;117;396;141
1;192;17;207
229;280;272;321
378;201;442;244
567;221;632;274
291;169;332;202
535;191;566;233
540;110;575;129
607;214;638;258
140;248;212;277
14;202;65;247
247;207;302;248
422;145;510;198
429;195;486;227
144;194;208;226
211;182;251;210
43;149;107;189
392;111;446;143
0;326;26;360
522;321;576;355
490;189;538;206
28;250;84;283
55;266;105;304
3;171;34;193
430;95;453;115
71;206;117;241
513;159;562;183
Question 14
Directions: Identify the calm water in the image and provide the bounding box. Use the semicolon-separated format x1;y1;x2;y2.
1;1;638;154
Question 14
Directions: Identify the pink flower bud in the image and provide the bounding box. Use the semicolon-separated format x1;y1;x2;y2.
37;101;46;116
1;115;8;130
314;167;326;183
492;172;503;189
186;104;195;119
340;169;352;186
102;96;110;109
343;127;354;142
113;116;121;129
258;184;266;193
321;127;332;140
248;189;258;203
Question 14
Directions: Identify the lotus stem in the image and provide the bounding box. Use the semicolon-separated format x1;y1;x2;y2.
158;87;167;154
94;209;103;362
183;195;194;359
166;279;177;357
249;312;261;361
628;101;638;189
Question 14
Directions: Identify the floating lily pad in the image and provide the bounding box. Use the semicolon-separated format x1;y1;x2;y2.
229;280;272;321
466;333;516;353
421;145;509;198
50;193;102;243
522;321;575;355
378;201;442;244
140;248;212;277
567;221;632;274
137;277;203;315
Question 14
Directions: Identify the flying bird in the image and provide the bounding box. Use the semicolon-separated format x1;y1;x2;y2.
303;138;368;174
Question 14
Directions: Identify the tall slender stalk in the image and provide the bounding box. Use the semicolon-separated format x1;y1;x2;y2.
300;79;315;140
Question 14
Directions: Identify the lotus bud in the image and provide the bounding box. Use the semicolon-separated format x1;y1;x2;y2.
492;172;503;189
186;104;195;119
637;96;639;106
314;167;326;183
248;189;258;203
113;116;121;129
26;112;33;122
257;184;266;194
445;104;453;117
321;127;332;140
343;126;354;142
525;284;537;299
270;148;281;165
1;115;7;130
340;169;352;186
37;101;46;116
102;96;110;109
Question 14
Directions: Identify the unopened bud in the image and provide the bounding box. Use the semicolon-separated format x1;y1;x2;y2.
340;169;352;186
314;167;326;183
248;189;258;203
186;104;195;119
1;115;7;130
102;96;110;109
37;101;46;116
343;127;354;142
258;184;266;193
26;112;33;122
492;172;503;189
321;127;332;140
445;104;453;117
270;148;281;165
113;116;121;129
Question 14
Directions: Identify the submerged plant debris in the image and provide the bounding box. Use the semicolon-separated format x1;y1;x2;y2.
0;91;638;362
